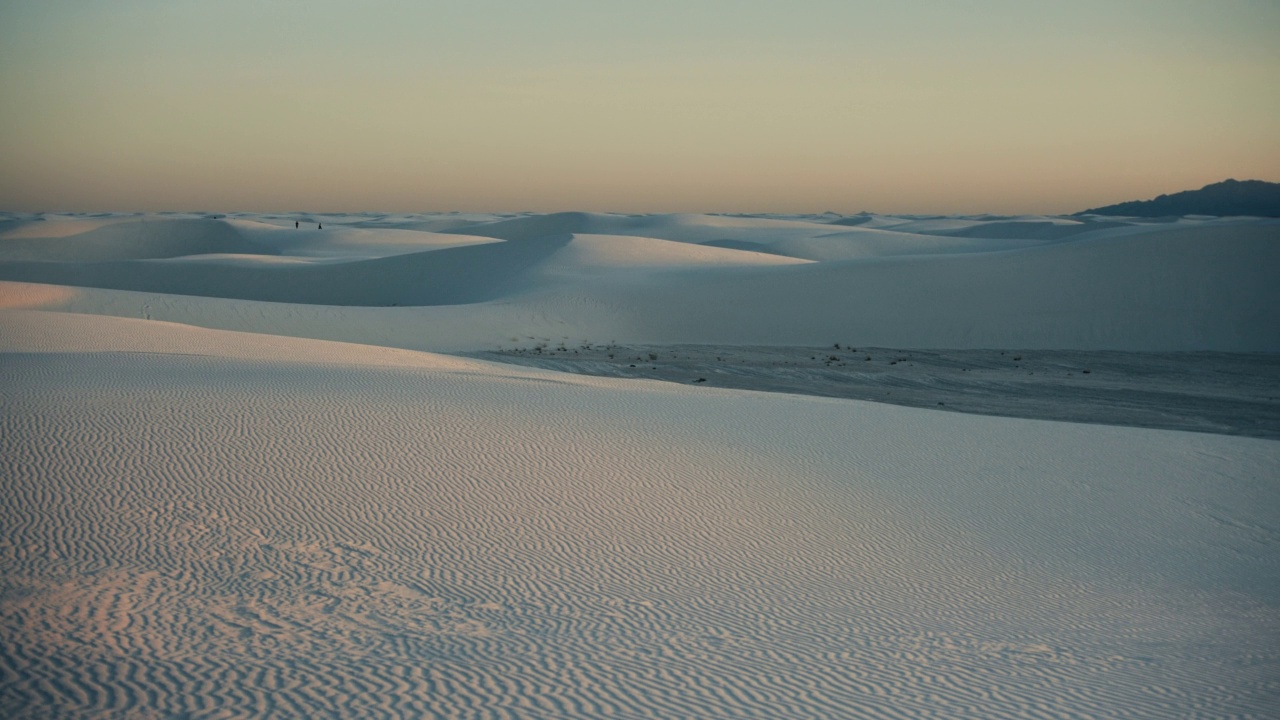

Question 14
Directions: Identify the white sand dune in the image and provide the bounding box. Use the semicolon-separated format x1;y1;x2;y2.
0;215;130;240
0;217;275;263
0;231;799;308
347;213;529;234
581;222;1280;350
2;214;1274;351
929;218;1135;240
0;233;572;306
1;211;1278;718
2;312;1277;718
225;219;505;260
444;210;1059;261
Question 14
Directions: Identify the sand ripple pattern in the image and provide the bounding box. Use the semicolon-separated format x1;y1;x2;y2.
2;352;1277;718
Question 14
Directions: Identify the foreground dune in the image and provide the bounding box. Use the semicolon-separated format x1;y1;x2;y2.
2;312;1277;718
1;211;1277;717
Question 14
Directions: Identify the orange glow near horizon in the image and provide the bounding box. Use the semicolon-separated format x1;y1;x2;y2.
1;2;1277;215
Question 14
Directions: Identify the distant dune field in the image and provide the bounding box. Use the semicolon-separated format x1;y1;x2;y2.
1;211;1277;718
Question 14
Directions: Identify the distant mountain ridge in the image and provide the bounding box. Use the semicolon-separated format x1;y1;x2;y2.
1077;179;1280;217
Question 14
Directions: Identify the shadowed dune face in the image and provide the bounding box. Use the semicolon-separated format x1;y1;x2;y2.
0;233;572;306
0;212;1276;350
444;210;625;240
589;223;1280;351
0;219;275;263
933;219;1135;241
444;211;888;254
442;211;815;240
0;217;125;239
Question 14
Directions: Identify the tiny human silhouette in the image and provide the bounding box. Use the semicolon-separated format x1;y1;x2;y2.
295;221;298;229
319;222;323;229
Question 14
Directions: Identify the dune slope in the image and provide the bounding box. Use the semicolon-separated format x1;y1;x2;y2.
1;313;1277;719
0;234;571;306
1;214;1276;352
0;218;273;263
586;222;1280;350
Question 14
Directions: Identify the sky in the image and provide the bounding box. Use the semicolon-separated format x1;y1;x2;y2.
1;1;1277;215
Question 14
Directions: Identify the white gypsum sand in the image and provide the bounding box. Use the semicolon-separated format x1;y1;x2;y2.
1;211;1278;718
1;213;1276;352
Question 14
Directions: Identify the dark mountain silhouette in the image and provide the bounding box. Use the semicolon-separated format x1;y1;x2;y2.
1077;179;1280;217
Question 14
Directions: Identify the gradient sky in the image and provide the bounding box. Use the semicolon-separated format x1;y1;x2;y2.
1;0;1277;214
